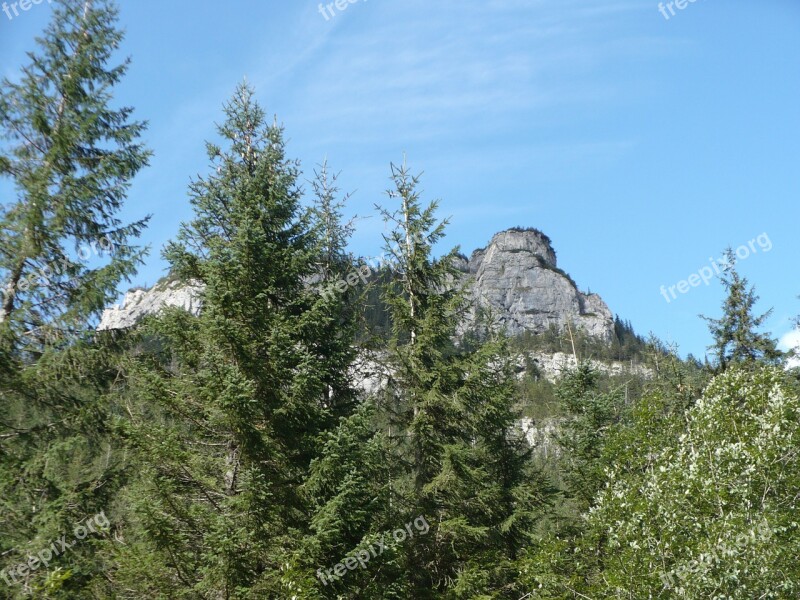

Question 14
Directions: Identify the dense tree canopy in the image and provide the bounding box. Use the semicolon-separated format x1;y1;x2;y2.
1;3;798;599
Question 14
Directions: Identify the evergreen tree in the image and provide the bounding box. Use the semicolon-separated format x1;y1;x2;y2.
554;364;622;512
0;0;149;349
370;162;551;598
301;400;397;597
308;160;361;415
703;249;783;371
115;84;355;598
310;160;355;281
0;1;149;595
299;163;554;598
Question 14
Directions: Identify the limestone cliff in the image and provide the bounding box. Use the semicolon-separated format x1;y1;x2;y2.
97;279;204;331
98;227;614;340
456;228;614;340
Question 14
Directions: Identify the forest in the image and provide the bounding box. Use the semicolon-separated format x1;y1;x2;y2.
1;2;799;599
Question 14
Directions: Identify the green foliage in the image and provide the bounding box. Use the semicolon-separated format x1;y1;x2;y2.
520;365;800;599
548;364;628;516
0;336;132;598
0;0;150;350
362;162;555;598
112;84;358;598
3;7;796;599
589;365;800;598
0;2;149;596
310;159;356;280
512;319;650;365
703;250;784;371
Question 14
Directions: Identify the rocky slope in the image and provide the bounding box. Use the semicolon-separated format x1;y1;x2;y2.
455;228;613;339
98;279;204;331
99;227;614;339
513;351;651;384
97;229;633;453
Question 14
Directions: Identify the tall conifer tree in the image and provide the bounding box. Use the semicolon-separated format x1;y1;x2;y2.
0;0;149;348
370;162;551;597
116;84;356;598
703;250;783;371
0;1;150;595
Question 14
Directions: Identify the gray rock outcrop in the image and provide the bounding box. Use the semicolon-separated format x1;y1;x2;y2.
457;228;614;340
97;227;614;340
97;279;204;331
518;417;561;457
511;351;652;384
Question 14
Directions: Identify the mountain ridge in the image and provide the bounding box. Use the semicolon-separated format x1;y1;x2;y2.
98;227;615;339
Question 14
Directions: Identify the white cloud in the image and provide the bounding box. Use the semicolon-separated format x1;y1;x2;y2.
779;329;800;368
262;0;667;149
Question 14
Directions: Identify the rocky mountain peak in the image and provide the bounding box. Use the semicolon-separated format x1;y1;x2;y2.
473;228;557;271
457;228;614;340
98;227;614;340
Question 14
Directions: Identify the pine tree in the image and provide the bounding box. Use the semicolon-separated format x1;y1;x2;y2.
308;160;360;416
703;249;783;371
115;84;356;598
370;161;551;597
0;1;149;596
301;400;398;597
310;160;355;281
553;364;622;512
0;0;150;349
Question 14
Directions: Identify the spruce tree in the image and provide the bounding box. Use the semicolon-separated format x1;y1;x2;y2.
301;401;397;597
0;1;149;595
0;0;149;349
703;249;783;371
116;84;356;598
310;160;355;281
553;364;622;512
308;160;360;416
370;161;551;598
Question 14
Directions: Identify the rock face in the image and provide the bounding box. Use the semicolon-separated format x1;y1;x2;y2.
457;228;614;340
97;279;204;331
97;227;614;340
512;352;652;384
518;417;560;457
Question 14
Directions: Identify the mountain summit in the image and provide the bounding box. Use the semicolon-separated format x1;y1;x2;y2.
99;227;613;338
455;228;613;339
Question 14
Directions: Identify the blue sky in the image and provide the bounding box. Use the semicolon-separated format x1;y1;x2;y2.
2;0;799;359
